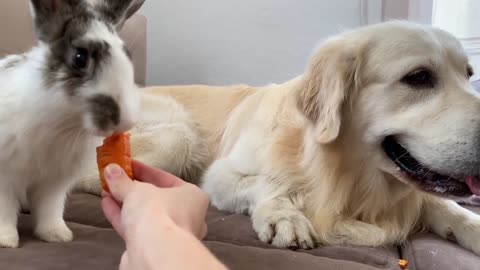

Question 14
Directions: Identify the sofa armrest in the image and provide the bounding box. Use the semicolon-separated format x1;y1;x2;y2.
0;1;36;57
120;15;148;87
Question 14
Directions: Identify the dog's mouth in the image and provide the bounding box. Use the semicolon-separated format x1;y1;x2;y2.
382;136;480;198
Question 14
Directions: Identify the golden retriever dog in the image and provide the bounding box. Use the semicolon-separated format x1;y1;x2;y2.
77;20;480;254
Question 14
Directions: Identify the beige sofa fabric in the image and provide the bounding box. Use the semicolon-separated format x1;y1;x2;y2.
0;0;36;57
0;0;147;86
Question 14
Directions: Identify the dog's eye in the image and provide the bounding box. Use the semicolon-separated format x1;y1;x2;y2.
467;66;474;79
401;69;435;89
72;48;89;70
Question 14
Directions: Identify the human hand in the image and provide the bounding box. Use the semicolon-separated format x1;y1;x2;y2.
101;160;210;240
101;161;216;270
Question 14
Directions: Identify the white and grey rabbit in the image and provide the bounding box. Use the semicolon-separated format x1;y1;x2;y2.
0;0;145;248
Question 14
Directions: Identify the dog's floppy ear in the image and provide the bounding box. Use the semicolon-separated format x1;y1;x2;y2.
297;36;364;144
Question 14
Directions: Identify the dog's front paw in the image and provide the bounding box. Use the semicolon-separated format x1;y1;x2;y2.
0;227;19;248
252;210;317;249
35;222;73;243
469;241;480;255
457;227;480;255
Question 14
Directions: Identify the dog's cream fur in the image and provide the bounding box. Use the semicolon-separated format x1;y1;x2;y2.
78;21;480;254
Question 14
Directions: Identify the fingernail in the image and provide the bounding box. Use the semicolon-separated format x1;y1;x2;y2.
105;164;123;180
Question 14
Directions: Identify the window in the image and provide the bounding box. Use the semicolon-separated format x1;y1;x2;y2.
432;0;480;80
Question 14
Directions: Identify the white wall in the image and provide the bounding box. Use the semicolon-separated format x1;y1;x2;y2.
138;0;379;86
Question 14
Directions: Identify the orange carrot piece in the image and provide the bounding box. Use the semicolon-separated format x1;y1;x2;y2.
96;133;133;192
398;259;408;270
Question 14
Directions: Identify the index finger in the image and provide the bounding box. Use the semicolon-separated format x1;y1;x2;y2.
132;160;184;188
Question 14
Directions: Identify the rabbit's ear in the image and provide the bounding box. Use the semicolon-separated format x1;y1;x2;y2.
30;0;62;15
100;0;146;31
124;0;146;20
29;0;83;42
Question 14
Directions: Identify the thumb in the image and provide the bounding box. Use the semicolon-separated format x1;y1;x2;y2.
104;163;135;203
119;252;130;270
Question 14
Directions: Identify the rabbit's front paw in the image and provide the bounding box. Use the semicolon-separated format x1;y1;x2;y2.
0;227;19;248
35;222;73;243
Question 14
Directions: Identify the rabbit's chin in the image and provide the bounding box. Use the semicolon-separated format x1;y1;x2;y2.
89;129;115;138
84;124;115;137
82;114;136;138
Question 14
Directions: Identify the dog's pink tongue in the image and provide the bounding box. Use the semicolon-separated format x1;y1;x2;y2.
466;176;480;196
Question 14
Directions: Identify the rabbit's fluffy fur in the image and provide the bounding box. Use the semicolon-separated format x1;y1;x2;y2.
0;0;144;248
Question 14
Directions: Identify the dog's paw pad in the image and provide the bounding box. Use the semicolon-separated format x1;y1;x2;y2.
255;213;317;249
35;223;73;243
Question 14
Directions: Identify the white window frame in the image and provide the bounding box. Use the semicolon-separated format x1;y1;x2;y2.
432;0;480;80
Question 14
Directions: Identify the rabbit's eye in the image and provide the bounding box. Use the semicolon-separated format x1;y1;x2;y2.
72;48;89;70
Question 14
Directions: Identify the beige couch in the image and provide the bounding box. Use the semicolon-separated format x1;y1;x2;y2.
2;1;480;270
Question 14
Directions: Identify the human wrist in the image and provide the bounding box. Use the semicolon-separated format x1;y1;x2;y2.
125;212;227;270
140;207;201;237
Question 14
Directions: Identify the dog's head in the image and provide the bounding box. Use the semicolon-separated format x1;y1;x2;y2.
297;21;480;199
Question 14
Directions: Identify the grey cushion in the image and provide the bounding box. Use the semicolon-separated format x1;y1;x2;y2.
2;193;479;270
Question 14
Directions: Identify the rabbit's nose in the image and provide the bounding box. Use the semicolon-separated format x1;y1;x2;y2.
89;94;120;131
